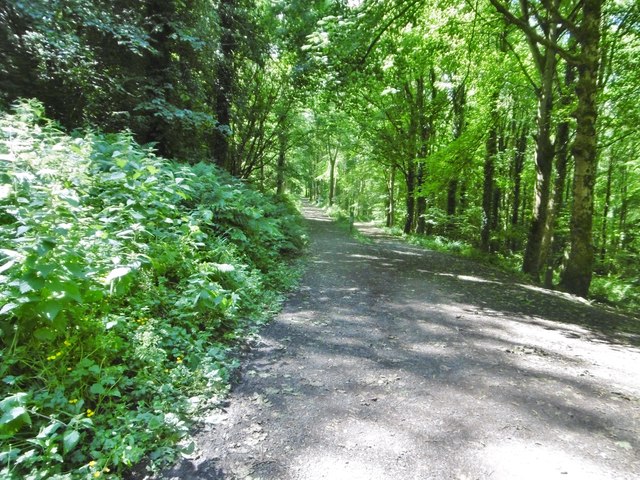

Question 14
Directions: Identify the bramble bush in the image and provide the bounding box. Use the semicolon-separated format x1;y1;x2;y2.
0;100;305;479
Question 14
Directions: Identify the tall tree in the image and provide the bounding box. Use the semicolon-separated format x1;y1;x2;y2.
559;0;603;295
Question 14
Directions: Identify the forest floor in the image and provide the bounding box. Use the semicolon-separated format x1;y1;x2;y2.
157;202;640;480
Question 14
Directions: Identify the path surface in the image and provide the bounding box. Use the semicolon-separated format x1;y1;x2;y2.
162;203;640;480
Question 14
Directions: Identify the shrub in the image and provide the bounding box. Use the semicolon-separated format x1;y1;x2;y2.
0;100;304;479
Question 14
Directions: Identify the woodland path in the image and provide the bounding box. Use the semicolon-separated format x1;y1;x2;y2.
161;203;640;480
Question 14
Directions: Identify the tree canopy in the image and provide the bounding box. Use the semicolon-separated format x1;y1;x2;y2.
2;0;638;305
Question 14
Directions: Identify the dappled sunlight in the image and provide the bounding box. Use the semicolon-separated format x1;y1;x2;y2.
518;283;592;305
430;271;502;285
458;274;501;284
390;249;422;257
480;440;618;480
290;419;417;478
293;453;380;480
176;204;640;479
349;253;383;260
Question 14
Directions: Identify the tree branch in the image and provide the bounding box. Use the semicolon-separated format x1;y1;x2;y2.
504;37;540;92
357;0;425;67
488;0;581;64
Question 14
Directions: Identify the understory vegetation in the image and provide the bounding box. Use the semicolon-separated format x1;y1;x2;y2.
0;101;305;479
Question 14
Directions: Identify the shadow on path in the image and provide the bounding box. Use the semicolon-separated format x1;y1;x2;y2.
158;203;640;480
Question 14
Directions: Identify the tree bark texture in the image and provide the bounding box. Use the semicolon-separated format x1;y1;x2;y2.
276;128;286;195
481;91;499;253
522;38;557;280
386;166;396;228
213;0;235;172
543;63;575;287
511;125;527;229
447;82;466;226
404;161;416;234
560;0;602;296
599;156;613;261
329;152;337;206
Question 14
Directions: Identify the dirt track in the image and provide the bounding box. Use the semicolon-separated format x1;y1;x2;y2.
160;203;640;479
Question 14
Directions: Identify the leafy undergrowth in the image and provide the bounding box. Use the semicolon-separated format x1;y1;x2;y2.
0;101;305;479
383;228;640;317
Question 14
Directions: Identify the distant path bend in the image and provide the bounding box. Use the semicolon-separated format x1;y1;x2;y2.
162;203;640;480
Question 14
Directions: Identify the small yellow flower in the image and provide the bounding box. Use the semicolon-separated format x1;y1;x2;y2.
88;460;96;467
164;369;169;373
176;357;183;364
67;367;72;371
103;467;111;473
93;472;101;478
86;409;95;417
69;398;78;404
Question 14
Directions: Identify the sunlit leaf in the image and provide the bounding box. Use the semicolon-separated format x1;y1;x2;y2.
63;430;80;453
104;266;131;284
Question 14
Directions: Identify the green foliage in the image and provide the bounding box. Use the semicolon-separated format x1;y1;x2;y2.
590;276;640;312
0;101;304;479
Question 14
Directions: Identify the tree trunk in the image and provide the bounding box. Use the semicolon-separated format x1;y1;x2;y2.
386;166;396;227
617;164;628;252
510;125;527;251
404;161;416;234
276;128;286;195
329;154;337;206
481;92;499;252
522;41;557;280
143;0;175;158
543;63;575;287
415;76;427;235
560;0;602;296
447;82;465;232
599;155;613;261
447;181;458;216
212;0;235;172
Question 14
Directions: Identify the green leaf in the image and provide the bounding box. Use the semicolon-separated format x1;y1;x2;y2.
0;302;18;316
49;279;82;303
14;448;36;465
0;406;30;426
108;388;121;397
22;272;45;291
0;392;28;410
213;263;235;273
0;260;17;275
89;383;105;395
34;328;56;342
36;263;56;278
104;266;131;284
63;429;80;454
37;239;57;255
40;300;62;321
105;172;126;181
180;440;196;456
0;184;12;200
37;421;62;439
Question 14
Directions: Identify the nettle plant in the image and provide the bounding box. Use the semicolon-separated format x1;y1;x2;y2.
0;100;304;479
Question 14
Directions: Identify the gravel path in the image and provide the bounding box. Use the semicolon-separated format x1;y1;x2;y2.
160;203;640;480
